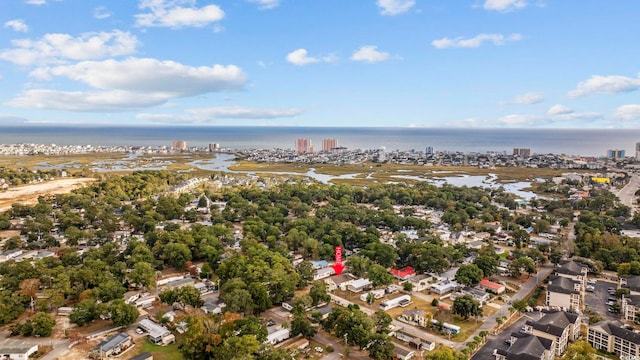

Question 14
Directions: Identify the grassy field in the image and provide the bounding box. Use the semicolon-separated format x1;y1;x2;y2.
133;340;183;360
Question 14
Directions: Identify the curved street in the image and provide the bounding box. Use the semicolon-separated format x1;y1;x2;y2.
617;174;639;215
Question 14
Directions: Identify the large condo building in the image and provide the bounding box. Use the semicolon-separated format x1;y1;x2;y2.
607;149;625;160
635;142;640;159
172;140;187;151
322;138;338;152
296;138;313;154
513;148;531;157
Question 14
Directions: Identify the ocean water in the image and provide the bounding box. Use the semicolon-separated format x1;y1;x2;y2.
0;126;639;157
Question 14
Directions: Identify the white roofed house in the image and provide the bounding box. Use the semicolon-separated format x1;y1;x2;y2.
139;319;175;345
0;341;39;360
408;274;431;292
348;278;372;293
325;273;356;291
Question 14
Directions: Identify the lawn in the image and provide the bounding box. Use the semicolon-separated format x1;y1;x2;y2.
132;339;183;360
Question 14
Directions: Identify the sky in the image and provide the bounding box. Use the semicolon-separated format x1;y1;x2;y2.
0;0;639;128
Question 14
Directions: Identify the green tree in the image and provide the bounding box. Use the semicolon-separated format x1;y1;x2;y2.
424;346;466;360
511;299;528;312
31;312;56;337
70;299;100;326
367;333;394;360
373;311;392;333
454;264;483;287
295;261;314;288
129;262;156;290
452;295;483;320
473;255;498;277
563;340;596;359
108;300;139;326
368;264;394;288
290;313;317;339
162;243;192;269
309;281;330;306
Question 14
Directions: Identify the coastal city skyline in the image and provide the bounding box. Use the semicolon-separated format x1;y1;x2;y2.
0;1;639;128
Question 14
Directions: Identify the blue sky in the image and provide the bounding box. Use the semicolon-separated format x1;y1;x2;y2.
0;0;639;128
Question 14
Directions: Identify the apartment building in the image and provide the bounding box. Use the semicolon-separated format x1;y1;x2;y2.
588;320;640;359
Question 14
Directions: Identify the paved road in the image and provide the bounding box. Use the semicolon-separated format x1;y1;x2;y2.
617;174;640;215
464;264;554;345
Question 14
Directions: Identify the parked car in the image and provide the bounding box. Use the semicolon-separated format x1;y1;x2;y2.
136;328;144;335
588;279;597;284
505;338;514;345
586;285;595;292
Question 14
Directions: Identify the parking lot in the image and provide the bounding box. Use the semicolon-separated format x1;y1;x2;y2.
584;279;619;321
471;314;536;360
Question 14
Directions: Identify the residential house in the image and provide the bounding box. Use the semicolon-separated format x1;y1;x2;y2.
479;278;506;294
525;311;581;357
93;332;132;358
390;266;416;281
201;297;225;315
453;287;490;306
409;274;432;292
266;328;290;345
401;308;430;327
129;352;153;360
311;260;329;270
308;305;333;320
495;333;555;360
313;267;335;281
0;249;23;263
380;295;412;311
0;341;39;360
129;353;153;360
393;344;415;360
325;273;356;291
139;319;175;345
160;277;195;290
546;275;582;311
394;329;435;351
348;278;372;293
430;279;459;295
588;320;640;359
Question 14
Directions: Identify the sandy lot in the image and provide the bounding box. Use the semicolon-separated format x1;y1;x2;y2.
0;178;95;213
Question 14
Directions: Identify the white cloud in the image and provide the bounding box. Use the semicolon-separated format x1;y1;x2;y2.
213;24;224;33
503;92;545;105
377;0;415;16
614;104;640;121
24;0;46;5
452;110;602;127
135;0;224;28
8;90;170;112
483;0;527;12
547;104;573;115
286;48;337;66
31;57;247;96
432;33;522;49
0;30;138;66
350;45;390;63
0;114;27;123
94;6;113;19
4;19;29;33
247;0;280;10
137;106;303;123
568;74;640;98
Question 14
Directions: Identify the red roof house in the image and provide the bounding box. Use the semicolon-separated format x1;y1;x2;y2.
479;278;505;294
390;266;416;280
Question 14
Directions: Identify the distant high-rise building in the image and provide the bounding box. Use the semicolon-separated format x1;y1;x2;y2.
378;146;386;162
425;146;433;154
322;138;338;152
607;149;625;160
296;138;312;154
208;143;220;152
172;140;187;151
636;143;640;159
513;148;531;157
